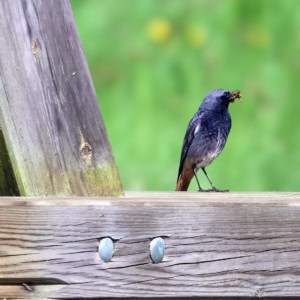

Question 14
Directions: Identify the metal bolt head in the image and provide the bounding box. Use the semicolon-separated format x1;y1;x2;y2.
150;237;165;263
99;237;114;263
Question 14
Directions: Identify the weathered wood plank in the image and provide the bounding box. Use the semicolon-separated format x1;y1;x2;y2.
0;0;122;196
0;193;300;298
0;284;64;299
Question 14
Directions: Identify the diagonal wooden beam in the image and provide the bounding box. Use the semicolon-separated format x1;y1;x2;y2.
0;192;300;298
0;0;122;196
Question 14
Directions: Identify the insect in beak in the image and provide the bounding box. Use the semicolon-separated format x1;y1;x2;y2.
230;90;242;102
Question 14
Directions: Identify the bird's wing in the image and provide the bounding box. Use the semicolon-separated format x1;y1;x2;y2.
177;111;204;181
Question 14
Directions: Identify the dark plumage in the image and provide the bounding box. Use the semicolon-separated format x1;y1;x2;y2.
176;89;241;192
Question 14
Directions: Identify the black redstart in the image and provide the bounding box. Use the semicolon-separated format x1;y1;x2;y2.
176;89;241;192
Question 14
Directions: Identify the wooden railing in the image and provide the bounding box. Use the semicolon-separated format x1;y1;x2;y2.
1;192;300;298
0;1;299;299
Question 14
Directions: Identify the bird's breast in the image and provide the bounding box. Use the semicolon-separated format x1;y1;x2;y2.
193;127;229;170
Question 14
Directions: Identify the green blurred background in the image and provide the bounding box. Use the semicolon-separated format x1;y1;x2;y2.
71;0;300;191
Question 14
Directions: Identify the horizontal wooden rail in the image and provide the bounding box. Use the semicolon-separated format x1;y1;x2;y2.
1;192;300;299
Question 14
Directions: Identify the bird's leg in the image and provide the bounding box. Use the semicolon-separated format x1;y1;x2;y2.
201;168;229;192
193;167;204;192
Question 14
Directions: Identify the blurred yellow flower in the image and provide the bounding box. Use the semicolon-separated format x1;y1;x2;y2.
245;27;270;48
147;18;172;43
185;26;207;47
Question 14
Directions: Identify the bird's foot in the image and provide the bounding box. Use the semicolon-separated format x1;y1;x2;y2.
211;187;229;192
198;188;229;193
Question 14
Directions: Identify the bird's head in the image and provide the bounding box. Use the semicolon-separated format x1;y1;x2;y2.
201;89;242;111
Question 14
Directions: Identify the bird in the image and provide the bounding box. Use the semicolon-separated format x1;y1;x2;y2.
176;89;241;192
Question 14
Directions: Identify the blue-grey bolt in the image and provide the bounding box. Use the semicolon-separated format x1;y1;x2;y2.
150;237;165;263
98;237;114;263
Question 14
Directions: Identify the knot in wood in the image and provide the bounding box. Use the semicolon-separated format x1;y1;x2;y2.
80;142;92;164
31;39;40;64
79;130;92;165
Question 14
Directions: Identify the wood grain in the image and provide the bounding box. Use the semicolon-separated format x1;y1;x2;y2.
0;192;300;298
0;0;122;196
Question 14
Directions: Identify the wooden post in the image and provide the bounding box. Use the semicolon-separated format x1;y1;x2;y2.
0;192;300;299
0;0;122;196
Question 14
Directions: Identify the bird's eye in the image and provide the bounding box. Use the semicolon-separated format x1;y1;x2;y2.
223;91;229;98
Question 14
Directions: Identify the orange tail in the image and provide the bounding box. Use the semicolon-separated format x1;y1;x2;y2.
175;167;194;191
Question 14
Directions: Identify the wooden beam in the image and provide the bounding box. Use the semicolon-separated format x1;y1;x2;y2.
0;192;300;298
0;0;122;196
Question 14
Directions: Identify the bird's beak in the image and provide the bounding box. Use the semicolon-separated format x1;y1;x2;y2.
229;90;242;102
